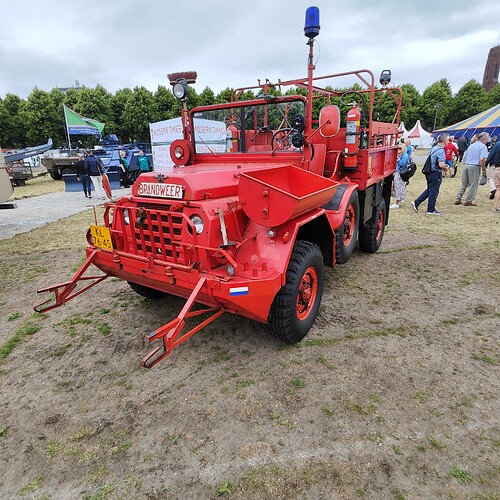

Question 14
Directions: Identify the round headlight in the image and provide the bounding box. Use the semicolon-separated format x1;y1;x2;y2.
190;215;204;235
174;146;184;159
173;81;188;100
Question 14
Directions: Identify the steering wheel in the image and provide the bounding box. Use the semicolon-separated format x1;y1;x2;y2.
224;112;241;128
271;128;294;150
339;91;364;106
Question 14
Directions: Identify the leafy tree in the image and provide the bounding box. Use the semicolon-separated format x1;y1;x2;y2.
21;88;59;145
198;86;216;106
447;80;488;126
487;83;500;107
122;86;156;141
111;88;133;142
0;98;8;147
74;85;114;132
399;83;421;128
216;88;234;104
63;88;80;110
47;88;67;146
0;93;26;147
419;79;453;130
153;85;176;121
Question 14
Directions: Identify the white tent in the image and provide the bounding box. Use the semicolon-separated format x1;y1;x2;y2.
398;122;409;139
407;120;433;148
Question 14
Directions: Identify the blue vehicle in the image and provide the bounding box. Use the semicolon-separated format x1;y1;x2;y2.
42;135;152;185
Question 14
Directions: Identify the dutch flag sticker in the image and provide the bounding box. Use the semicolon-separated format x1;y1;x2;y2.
229;286;249;296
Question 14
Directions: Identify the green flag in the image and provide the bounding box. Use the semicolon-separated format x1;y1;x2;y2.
64;105;105;136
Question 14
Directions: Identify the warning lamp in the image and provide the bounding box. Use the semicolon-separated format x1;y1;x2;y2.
380;70;392;87
304;6;320;39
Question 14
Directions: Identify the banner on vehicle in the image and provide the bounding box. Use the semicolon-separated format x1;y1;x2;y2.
149;117;227;171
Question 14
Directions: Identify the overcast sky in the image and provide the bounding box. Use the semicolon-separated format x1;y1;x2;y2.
1;0;499;100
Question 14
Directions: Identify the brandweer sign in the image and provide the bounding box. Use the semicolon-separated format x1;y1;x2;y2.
137;182;184;199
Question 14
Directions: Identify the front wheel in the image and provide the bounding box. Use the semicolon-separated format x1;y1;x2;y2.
50;170;62;180
335;190;360;264
358;199;386;253
268;241;324;343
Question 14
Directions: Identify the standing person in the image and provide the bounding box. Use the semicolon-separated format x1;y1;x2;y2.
485;138;500;208
454;132;490;207
119;150;130;187
390;143;409;209
444;136;459;177
84;149;106;200
137;150;151;173
404;139;414;161
75;153;92;198
412;133;449;215
457;135;467;163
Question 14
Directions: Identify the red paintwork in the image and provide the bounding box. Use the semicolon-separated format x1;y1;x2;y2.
35;46;402;367
296;265;319;320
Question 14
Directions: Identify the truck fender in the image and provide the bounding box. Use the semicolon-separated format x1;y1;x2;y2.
277;210;335;272
321;182;359;231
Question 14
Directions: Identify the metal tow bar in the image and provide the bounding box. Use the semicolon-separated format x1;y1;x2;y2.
34;250;108;313
142;276;225;368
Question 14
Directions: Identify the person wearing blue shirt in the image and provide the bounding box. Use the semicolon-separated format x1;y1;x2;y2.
455;132;490;207
412;133;449;215
404;139;414;160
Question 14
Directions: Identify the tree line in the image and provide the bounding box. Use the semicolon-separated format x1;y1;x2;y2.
0;78;498;149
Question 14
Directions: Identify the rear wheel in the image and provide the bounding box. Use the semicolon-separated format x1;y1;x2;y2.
335;191;359;264
268;241;324;343
359;199;386;253
128;282;166;299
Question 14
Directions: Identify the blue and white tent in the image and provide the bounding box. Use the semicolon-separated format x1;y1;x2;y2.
436;104;500;140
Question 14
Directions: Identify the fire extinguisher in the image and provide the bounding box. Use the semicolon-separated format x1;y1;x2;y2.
344;103;360;169
226;124;239;152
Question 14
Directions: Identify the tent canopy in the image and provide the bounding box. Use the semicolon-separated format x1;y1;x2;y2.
435;104;500;140
406;120;433;148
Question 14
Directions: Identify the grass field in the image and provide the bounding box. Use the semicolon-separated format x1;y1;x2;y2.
0;155;498;499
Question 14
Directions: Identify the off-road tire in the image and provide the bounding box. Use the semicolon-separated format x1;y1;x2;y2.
268;241;324;343
128;282;166;299
335;190;359;264
359;199;386;253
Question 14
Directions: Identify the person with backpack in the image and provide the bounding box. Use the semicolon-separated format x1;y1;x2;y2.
137;150;151;173
84;149;107;200
390;143;409;209
411;133;449;215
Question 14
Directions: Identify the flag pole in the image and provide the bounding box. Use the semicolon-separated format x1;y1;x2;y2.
63;105;72;150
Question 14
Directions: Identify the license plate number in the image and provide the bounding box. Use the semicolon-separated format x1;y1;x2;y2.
90;225;113;250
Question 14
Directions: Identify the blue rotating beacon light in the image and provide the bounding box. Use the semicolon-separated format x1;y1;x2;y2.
304;6;320;39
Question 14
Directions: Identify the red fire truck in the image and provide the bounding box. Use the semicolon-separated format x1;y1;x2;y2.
36;7;402;367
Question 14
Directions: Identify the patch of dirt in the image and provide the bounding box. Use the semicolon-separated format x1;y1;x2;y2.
0;204;499;499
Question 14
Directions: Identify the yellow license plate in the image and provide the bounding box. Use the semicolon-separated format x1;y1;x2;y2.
90;225;113;250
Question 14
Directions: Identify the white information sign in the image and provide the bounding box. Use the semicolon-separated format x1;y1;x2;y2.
149;118;183;171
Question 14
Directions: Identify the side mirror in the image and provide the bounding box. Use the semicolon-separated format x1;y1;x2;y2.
319;105;340;138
